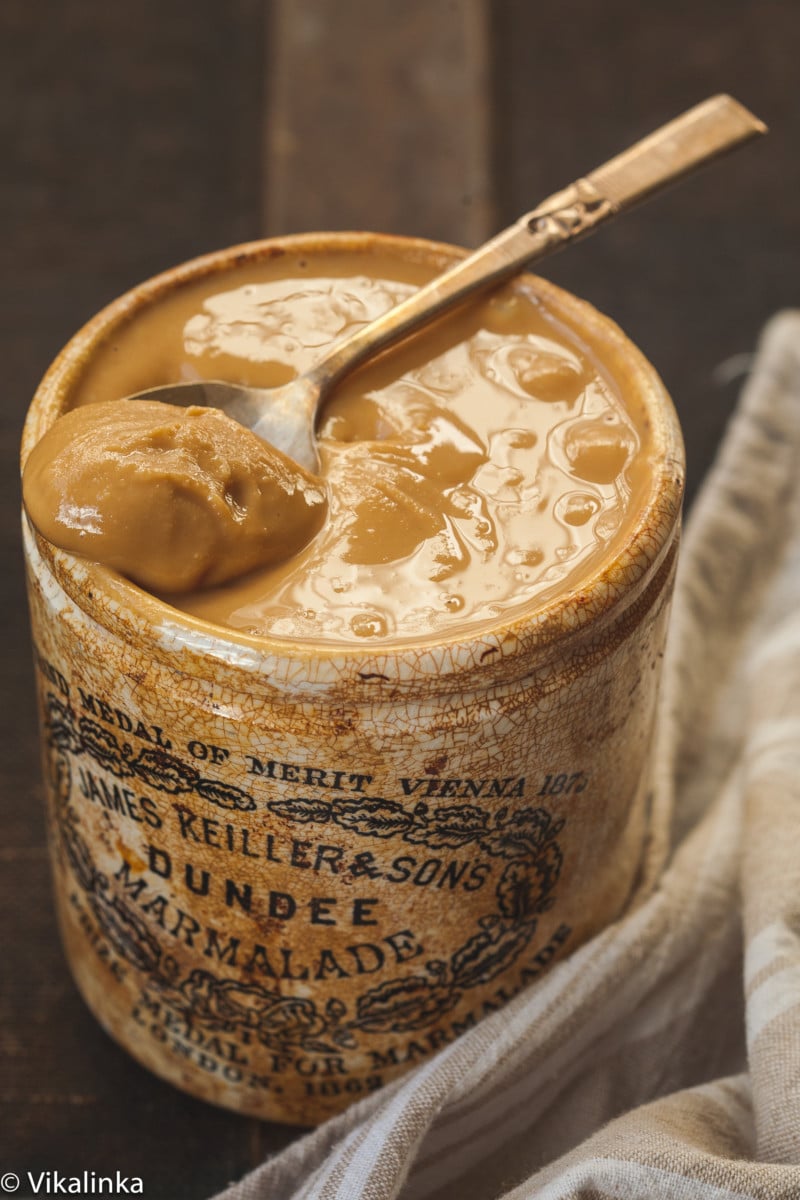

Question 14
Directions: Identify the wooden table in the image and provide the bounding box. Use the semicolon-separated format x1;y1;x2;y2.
2;2;798;1195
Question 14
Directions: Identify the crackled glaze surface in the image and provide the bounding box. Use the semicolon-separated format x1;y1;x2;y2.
22;235;684;1124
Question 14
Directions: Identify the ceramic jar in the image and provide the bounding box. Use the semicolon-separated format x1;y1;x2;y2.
21;234;684;1124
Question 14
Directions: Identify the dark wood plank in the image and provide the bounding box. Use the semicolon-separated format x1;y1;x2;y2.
491;0;800;507
264;0;491;244
0;3;300;1197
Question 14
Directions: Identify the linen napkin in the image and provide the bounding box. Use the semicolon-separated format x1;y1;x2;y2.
212;311;800;1200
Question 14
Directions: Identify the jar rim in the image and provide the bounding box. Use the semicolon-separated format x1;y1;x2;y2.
21;232;685;693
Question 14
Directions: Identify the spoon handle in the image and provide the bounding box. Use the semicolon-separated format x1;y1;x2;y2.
310;94;765;393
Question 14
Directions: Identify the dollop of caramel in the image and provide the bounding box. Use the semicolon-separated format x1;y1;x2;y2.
22;399;326;592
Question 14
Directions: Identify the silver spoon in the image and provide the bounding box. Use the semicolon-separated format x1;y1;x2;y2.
130;95;764;474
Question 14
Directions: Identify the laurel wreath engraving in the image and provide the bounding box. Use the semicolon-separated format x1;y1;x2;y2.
45;690;565;1054
46;694;255;810
268;793;566;862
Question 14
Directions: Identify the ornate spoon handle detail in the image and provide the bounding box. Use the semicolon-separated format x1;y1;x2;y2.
310;94;766;393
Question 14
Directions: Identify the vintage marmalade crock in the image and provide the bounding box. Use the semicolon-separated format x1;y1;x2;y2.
20;233;684;1125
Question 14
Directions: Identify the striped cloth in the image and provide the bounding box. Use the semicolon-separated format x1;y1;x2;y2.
213;312;800;1200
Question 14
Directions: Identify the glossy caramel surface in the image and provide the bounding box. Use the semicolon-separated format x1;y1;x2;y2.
35;249;655;644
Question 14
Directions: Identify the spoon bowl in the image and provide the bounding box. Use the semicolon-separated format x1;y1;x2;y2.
126;96;764;474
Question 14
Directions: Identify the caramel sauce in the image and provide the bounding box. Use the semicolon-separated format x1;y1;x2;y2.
23;400;325;592
28;249;654;644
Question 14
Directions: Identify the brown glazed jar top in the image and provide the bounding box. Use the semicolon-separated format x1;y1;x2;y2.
21;234;684;697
